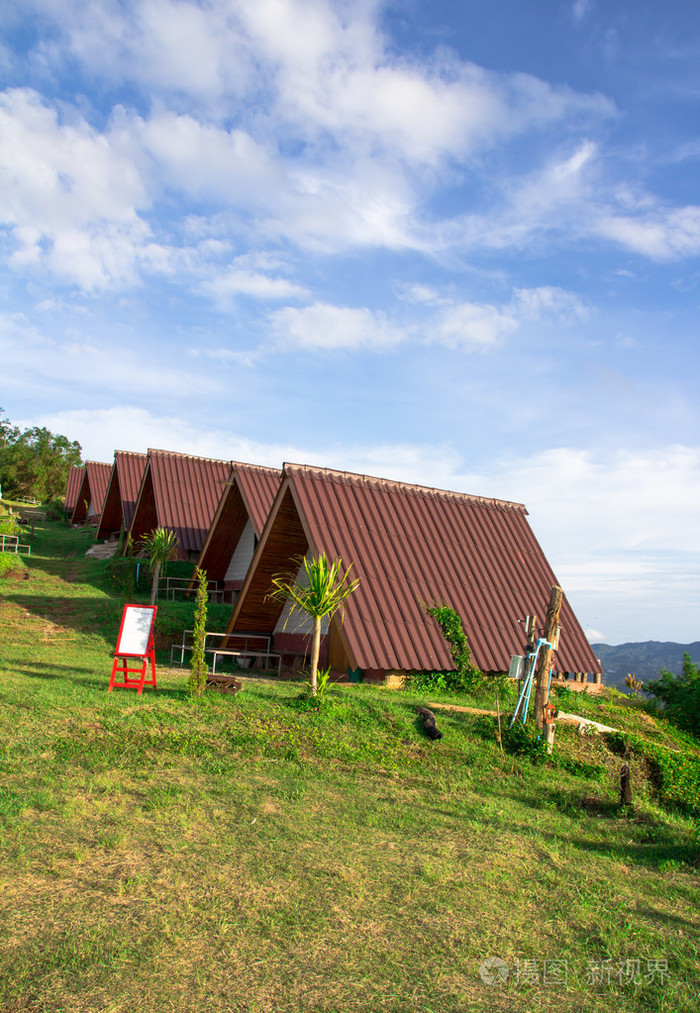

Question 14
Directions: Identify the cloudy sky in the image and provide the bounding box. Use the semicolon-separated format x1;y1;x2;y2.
2;0;699;645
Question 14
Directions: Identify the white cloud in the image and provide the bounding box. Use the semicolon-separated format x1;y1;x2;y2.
436;301;519;349
432;285;586;350
572;0;592;25
596;205;700;259
202;268;309;304
0;88;154;289
269;302;403;350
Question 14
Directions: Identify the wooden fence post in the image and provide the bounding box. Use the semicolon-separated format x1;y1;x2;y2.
534;585;563;731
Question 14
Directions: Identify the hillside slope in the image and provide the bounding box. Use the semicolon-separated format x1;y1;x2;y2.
0;520;698;1013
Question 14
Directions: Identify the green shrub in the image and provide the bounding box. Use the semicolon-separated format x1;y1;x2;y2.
0;516;19;536
45;498;65;522
501;720;549;763
605;731;700;818
645;653;700;738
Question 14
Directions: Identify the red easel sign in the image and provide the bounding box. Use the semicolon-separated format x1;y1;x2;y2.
108;604;158;694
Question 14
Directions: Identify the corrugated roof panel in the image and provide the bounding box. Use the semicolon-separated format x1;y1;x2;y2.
148;450;231;555
64;466;83;514
86;461;112;516
234;464;281;537
116;451;148;531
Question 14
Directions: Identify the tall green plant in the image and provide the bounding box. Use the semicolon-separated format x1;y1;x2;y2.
188;566;209;698
423;602;483;692
140;527;178;606
269;552;359;697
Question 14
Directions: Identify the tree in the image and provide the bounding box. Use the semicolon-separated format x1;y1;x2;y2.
646;653;700;738
188;566;209;698
269;552;359;696
0;409;82;502
140;528;178;606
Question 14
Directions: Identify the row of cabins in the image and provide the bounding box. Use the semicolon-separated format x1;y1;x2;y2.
63;451;603;685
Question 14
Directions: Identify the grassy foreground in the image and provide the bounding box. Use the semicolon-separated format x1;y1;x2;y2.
0;520;698;1013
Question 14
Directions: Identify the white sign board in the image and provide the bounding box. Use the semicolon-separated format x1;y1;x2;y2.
116;605;156;656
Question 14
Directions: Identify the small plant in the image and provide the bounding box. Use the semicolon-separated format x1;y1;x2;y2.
625;672;644;694
188;566;209;699
140;527;178;606
269;552;359;697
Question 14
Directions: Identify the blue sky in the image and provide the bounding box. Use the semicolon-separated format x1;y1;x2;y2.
1;0;699;645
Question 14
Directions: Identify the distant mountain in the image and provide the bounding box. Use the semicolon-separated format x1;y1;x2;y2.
591;641;700;691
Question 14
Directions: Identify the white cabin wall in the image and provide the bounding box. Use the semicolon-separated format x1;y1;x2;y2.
225;520;256;583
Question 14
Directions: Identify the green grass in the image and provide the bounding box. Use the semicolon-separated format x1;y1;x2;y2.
0;522;698;1012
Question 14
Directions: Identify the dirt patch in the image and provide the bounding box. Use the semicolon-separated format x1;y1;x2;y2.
2;569;29;580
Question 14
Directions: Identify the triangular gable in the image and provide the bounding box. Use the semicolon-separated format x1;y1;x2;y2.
228;463;601;676
70;461;111;524
128;449;231;558
97;451;147;540
197;463;280;582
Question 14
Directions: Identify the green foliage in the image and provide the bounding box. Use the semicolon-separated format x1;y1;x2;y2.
606;731;700;819
45;498;67;522
269;552;359;697
188;566;209;698
408;669;450;692
0;516;19;536
140;527;178;606
501;720;549;763
0;408;82;502
422;602;484;692
645;653;700;738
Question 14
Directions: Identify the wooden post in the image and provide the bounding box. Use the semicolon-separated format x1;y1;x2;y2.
534;585;563;731
620;763;632;806
543;722;556;755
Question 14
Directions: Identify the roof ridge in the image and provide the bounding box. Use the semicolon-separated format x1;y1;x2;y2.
283;462;527;513
230;460;280;475
147;448;231;465
114;449;147;458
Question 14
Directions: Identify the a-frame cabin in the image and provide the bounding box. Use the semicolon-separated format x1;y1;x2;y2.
195;463;280;602
70;461;112;526
127;450;231;560
96;451;148;541
225;463;602;683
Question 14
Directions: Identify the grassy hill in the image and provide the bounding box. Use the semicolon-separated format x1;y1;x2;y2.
0;516;698;1013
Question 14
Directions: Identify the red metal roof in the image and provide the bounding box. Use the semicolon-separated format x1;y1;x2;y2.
64;465;83;514
137;449;232;555
115;451;148;532
230;463;601;676
96;451;148;539
235;463;282;537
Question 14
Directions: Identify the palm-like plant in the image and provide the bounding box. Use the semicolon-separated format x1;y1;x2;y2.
140;527;178;605
269;552;359;696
